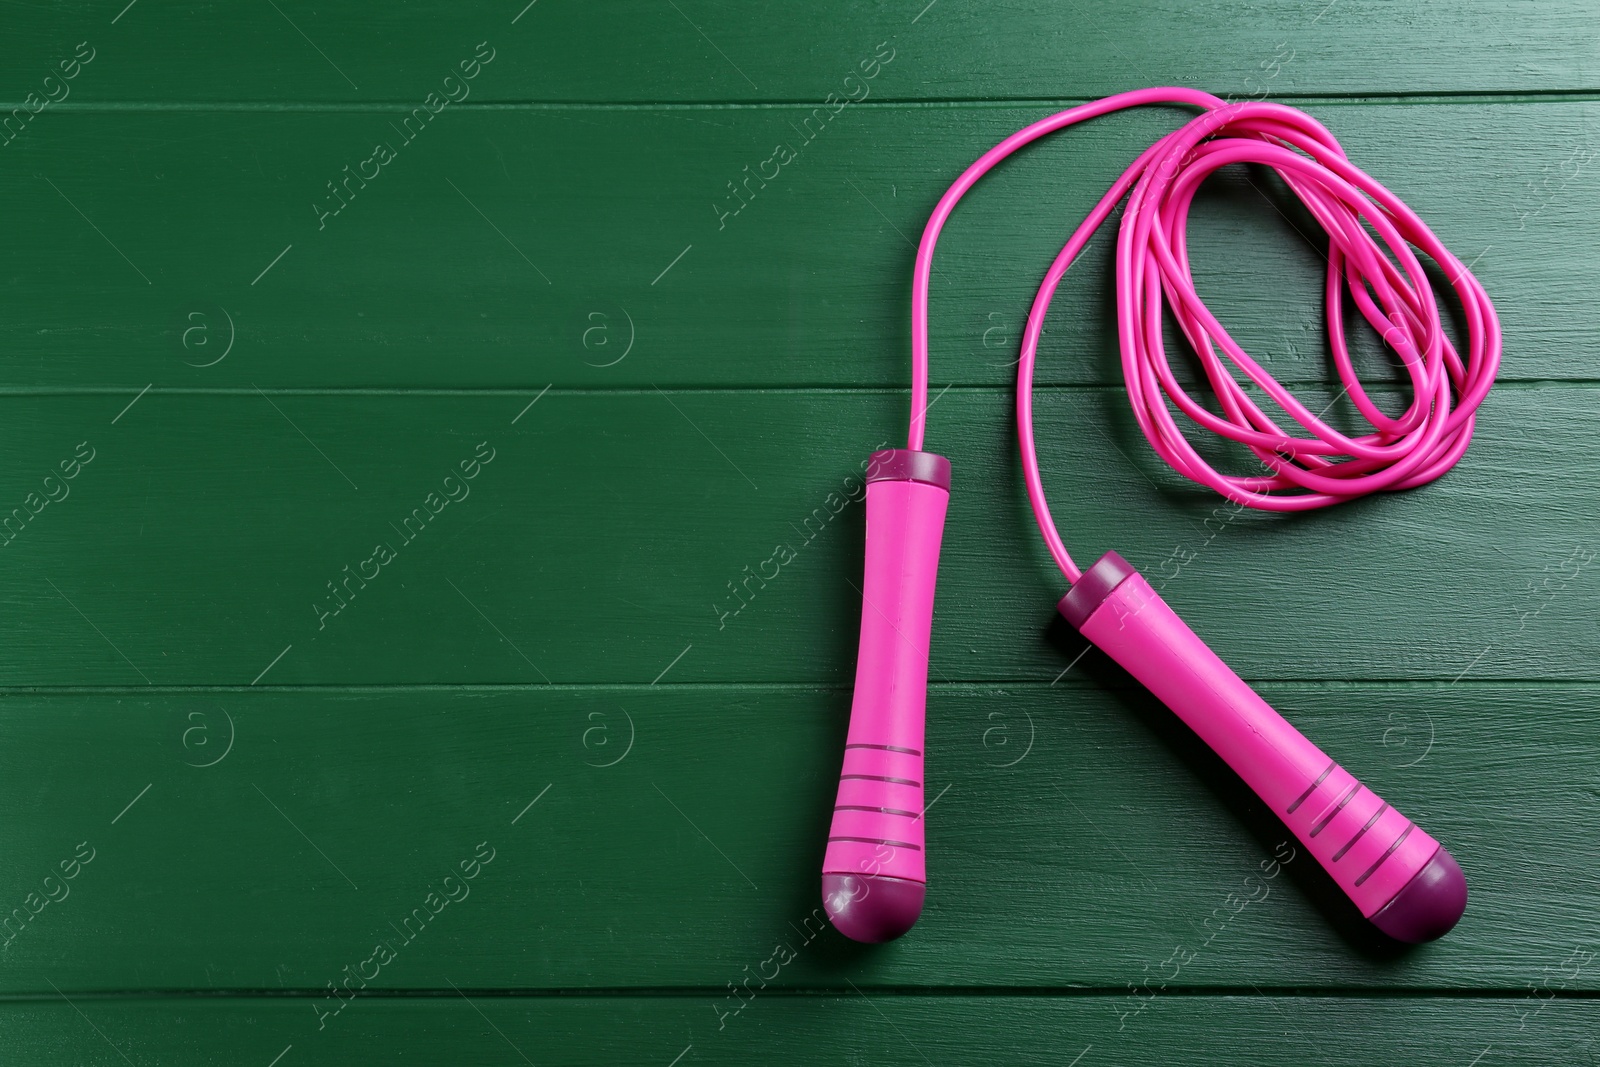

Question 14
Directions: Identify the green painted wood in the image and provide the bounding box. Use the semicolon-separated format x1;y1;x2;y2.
0;101;1591;389
4;1;1599;104
0;683;1592;992
0;995;1592;1066
1;2;1595;1061
0;386;1589;686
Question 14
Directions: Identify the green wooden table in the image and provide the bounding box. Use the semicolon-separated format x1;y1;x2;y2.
1;2;1596;1063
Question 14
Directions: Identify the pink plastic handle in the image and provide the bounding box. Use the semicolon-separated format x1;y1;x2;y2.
822;449;950;942
1062;552;1467;942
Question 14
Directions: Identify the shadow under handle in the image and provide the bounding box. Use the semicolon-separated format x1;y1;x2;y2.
1060;551;1467;943
822;449;950;943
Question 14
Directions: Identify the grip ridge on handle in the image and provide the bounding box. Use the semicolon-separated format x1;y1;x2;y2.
822;449;949;943
1061;551;1467;943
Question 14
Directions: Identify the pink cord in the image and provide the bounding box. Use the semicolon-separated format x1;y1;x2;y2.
908;88;1501;583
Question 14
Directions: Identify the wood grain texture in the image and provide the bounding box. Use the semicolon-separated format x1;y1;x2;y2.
3;0;1599;103
0;101;1592;389
0;683;1592;992
0;386;1589;686
0;1;1595;1060
0;995;1593;1066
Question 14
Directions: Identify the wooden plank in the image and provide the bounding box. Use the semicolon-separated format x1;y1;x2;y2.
0;994;1592;1065
0;385;1589;686
3;1;1598;103
0;0;1582;1053
0;100;1589;389
0;683;1592;992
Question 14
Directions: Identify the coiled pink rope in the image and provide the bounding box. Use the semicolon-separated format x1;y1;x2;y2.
907;87;1501;583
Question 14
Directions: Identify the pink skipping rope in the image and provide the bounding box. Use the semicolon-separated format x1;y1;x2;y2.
822;87;1500;944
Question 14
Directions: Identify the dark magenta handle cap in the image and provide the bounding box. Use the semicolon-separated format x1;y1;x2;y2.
1368;846;1467;943
821;873;926;943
